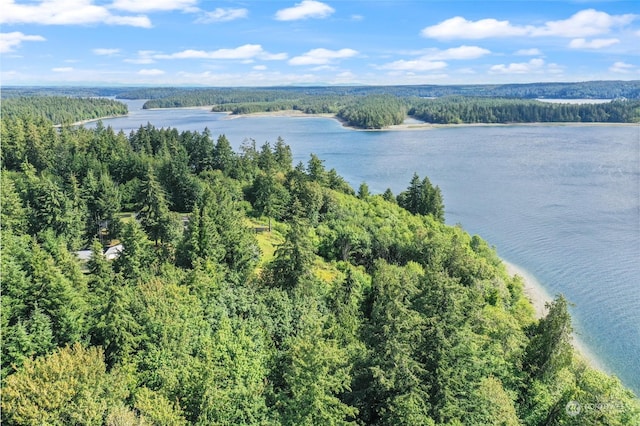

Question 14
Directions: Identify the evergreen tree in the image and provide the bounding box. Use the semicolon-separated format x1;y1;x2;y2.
397;173;445;222
274;136;293;172
523;295;573;381
115;221;153;281
183;128;214;174
0;171;28;234
358;182;370;200
136;166;176;246
266;221;315;290
93;281;139;368
382;188;395;203
258;141;277;172
1;344;128;425
356;260;431;425
83;170;122;244
249;172;290;231
278;304;358;426
176;204;224;268
212;134;236;174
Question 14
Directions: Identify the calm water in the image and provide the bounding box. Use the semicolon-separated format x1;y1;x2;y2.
90;100;640;394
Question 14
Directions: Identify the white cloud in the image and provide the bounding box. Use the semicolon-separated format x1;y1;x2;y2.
138;68;165;75
515;48;542;56
422;9;636;40
311;65;337;71
52;67;74;72
289;48;358;65
531;9;635;37
351;14;363;22
253;65;267;71
0;32;45;53
110;0;197;13
457;67;477;75
331;71;356;84
422;16;530;39
609;61;635;73
275;0;334;21
174;70;322;86
377;46;487;73
426;45;491;60
125;57;155;64
260;52;289;61
490;58;545;74
105;15;151;27
196;7;248;23
568;38;619;49
93;48;120;56
379;59;448;72
547;63;564;75
155;44;287;61
125;50;156;64
0;0;152;27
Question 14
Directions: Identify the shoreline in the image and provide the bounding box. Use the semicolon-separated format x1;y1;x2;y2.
217;109;638;131
502;259;608;372
117;105;639;132
146;105;214;111
55;113;128;127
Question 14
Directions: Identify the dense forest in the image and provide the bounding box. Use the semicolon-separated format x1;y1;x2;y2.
2;106;639;424
1;87;131;98
408;97;640;124
3;80;639;103
3;82;639;129
1;96;128;126
132;90;640;129
211;95;640;128
113;80;640;104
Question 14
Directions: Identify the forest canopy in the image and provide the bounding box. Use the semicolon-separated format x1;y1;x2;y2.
1;102;639;425
1;96;128;126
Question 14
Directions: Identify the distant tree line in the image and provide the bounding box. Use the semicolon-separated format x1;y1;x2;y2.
409;97;640;124
3;80;639;104
1;96;128;125
128;88;640;128
112;80;640;107
140;89;312;109
1;87;128;98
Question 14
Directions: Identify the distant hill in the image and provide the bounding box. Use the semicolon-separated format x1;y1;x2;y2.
3;80;639;101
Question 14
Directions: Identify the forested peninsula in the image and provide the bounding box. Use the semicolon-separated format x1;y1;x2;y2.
2;100;639;424
1;96;128;126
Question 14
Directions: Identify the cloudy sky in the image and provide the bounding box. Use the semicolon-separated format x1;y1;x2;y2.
1;0;639;86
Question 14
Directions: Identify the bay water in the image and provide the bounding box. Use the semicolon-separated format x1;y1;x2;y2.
89;100;640;395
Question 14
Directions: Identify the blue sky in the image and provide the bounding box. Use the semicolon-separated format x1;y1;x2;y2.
1;0;639;86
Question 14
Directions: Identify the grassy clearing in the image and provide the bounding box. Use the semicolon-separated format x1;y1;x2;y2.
247;217;285;265
256;230;285;265
313;258;343;284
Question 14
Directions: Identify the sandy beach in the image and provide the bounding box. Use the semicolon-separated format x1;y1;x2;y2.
55;114;127;127
503;260;552;319
218;109;638;131
503;259;608;372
